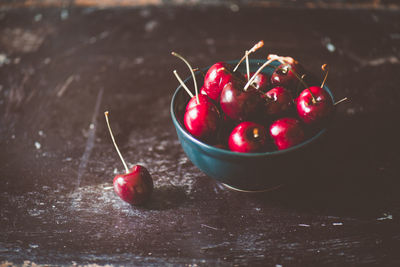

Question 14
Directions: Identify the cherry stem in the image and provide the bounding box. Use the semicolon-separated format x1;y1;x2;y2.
321;64;329;88
104;111;129;174
171;52;199;104
334;97;348;106
244;58;275;90
173;70;194;98
272;56;318;103
253;128;259;138
233;40;264;72
245;50;250;81
292;69;317;104
193;68;206;78
296;74;306;95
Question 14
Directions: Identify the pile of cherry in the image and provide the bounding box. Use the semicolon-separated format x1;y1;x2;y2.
173;41;345;153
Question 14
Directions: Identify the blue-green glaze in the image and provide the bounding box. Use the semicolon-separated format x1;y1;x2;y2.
170;59;334;191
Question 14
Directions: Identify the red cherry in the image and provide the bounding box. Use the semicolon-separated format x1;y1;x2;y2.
245;72;269;92
104;111;153;205
269;118;305;150
185;94;215;112
113;165;153;205
200;86;208;96
184;98;220;141
296;86;334;125
171;53;221;141
203;62;245;102
220;80;264;122
228;121;268;153
264;86;293;117
270;61;306;92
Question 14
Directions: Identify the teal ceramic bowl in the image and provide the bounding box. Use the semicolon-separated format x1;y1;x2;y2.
171;59;334;191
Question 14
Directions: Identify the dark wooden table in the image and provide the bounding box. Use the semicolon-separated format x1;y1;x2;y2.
1;5;400;266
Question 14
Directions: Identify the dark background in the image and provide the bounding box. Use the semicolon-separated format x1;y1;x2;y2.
1;0;400;9
1;1;400;266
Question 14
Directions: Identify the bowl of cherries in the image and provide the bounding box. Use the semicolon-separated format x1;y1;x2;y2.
170;42;344;191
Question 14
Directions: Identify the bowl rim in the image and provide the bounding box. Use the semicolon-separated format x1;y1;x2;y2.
170;59;334;158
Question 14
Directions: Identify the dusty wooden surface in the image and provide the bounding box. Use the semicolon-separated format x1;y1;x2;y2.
1;5;400;266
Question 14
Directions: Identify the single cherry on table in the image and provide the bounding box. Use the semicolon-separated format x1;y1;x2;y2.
113;165;154;205
104;111;153;205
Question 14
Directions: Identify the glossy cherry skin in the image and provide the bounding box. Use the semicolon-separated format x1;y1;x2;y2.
245;72;269;92
185;94;215;112
113;165;154;205
269;118;305;150
264;86;293;117
184;97;220;141
296;86;334;125
203;62;244;102
270;62;306;92
229;121;268;153
200;86;208;96
220;80;264;122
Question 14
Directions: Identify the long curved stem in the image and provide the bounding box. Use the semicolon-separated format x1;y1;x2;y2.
173;70;194;98
104;111;129;174
321;64;329;88
245;50;250;81
244;58;275;90
334;97;348;106
296;74;306;96
171;52;199;104
233;40;264;72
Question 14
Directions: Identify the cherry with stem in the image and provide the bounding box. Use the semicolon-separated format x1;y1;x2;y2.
172;55;221;141
244;58;277;91
173;70;194;98
172;52;199;104
245;50;250;81
104;111;154;205
296;74;306;96
271;55;318;103
105;111;129;174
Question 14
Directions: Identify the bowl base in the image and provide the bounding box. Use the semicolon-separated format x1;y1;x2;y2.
221;183;284;193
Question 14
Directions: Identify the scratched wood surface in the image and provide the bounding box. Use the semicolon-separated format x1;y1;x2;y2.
1;6;400;266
